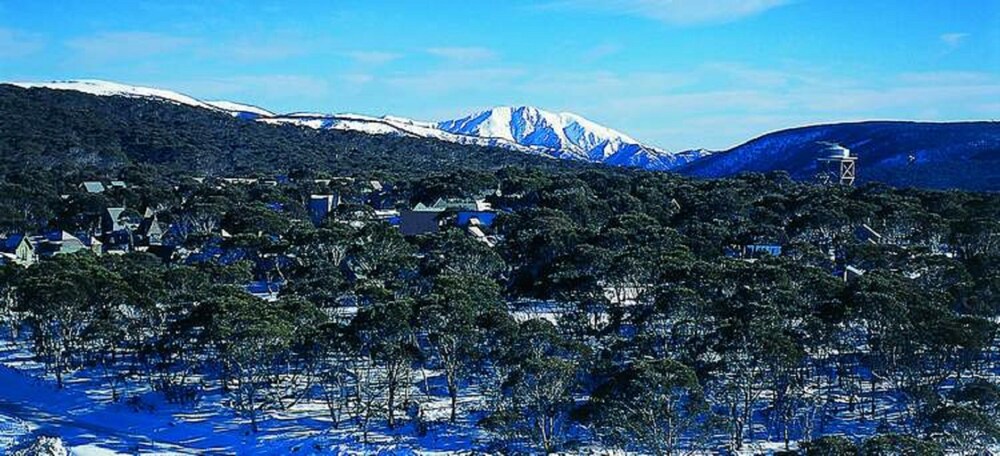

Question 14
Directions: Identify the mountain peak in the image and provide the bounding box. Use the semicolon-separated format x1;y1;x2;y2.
436;105;705;169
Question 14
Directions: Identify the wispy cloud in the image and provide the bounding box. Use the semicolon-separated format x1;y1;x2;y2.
340;73;375;85
582;43;623;61
66;31;317;65
346;51;403;65
426;46;496;62
66;32;192;63
940;32;969;49
0;27;45;58
897;70;991;86
219;40;308;63
173;75;331;101
384;67;525;93
548;0;792;25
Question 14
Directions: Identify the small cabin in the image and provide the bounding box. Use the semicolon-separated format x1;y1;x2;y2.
0;234;36;266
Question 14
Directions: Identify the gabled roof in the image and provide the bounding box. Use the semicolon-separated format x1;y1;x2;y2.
35;231;86;251
411;202;445;213
138;214;163;236
82;181;105;193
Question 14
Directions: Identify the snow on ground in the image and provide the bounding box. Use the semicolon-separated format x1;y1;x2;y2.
9;80;220;112
204;101;275;118
2;315;997;454
0;339;489;455
0;411;31;449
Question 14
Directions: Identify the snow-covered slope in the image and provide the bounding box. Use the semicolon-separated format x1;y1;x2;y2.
261;113;549;154
9;80;269;119
10;80;221;111
8;79;703;170
205;100;275;118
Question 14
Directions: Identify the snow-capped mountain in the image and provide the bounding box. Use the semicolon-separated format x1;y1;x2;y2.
8;80;270;119
7;79;703;170
10;79;222;111
437;106;706;170
261;113;549;154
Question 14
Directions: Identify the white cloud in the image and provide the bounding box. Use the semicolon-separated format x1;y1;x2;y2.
582;43;623;61
340;73;375;85
384;67;525;93
0;27;44;58
172;75;331;101
550;0;792;25
426;46;496;62
896;71;992;86
219;40;308;62
940;32;969;49
66;32;192;63
346;51;403;65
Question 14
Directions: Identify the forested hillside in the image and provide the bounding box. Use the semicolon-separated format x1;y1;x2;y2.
0;84;571;181
680;121;1000;191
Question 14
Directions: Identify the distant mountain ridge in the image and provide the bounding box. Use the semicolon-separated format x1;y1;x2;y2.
679;121;1000;191
7;80;695;170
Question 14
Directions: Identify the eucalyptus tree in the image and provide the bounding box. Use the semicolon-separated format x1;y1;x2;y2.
590;359;709;455
17;253;129;389
203;289;297;432
417;272;504;422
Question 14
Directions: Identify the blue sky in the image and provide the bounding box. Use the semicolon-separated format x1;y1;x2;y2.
1;0;998;150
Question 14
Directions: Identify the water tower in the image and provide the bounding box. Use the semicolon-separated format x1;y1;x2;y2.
815;142;857;186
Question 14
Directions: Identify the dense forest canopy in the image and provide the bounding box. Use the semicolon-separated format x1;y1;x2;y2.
1;85;999;453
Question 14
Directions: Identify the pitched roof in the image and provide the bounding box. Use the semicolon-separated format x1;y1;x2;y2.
412;202;445;213
82;181;105;193
138;214;163;236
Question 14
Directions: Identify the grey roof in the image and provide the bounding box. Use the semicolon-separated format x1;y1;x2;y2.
82;182;105;193
107;207;126;219
105;207;127;232
431;198;479;211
